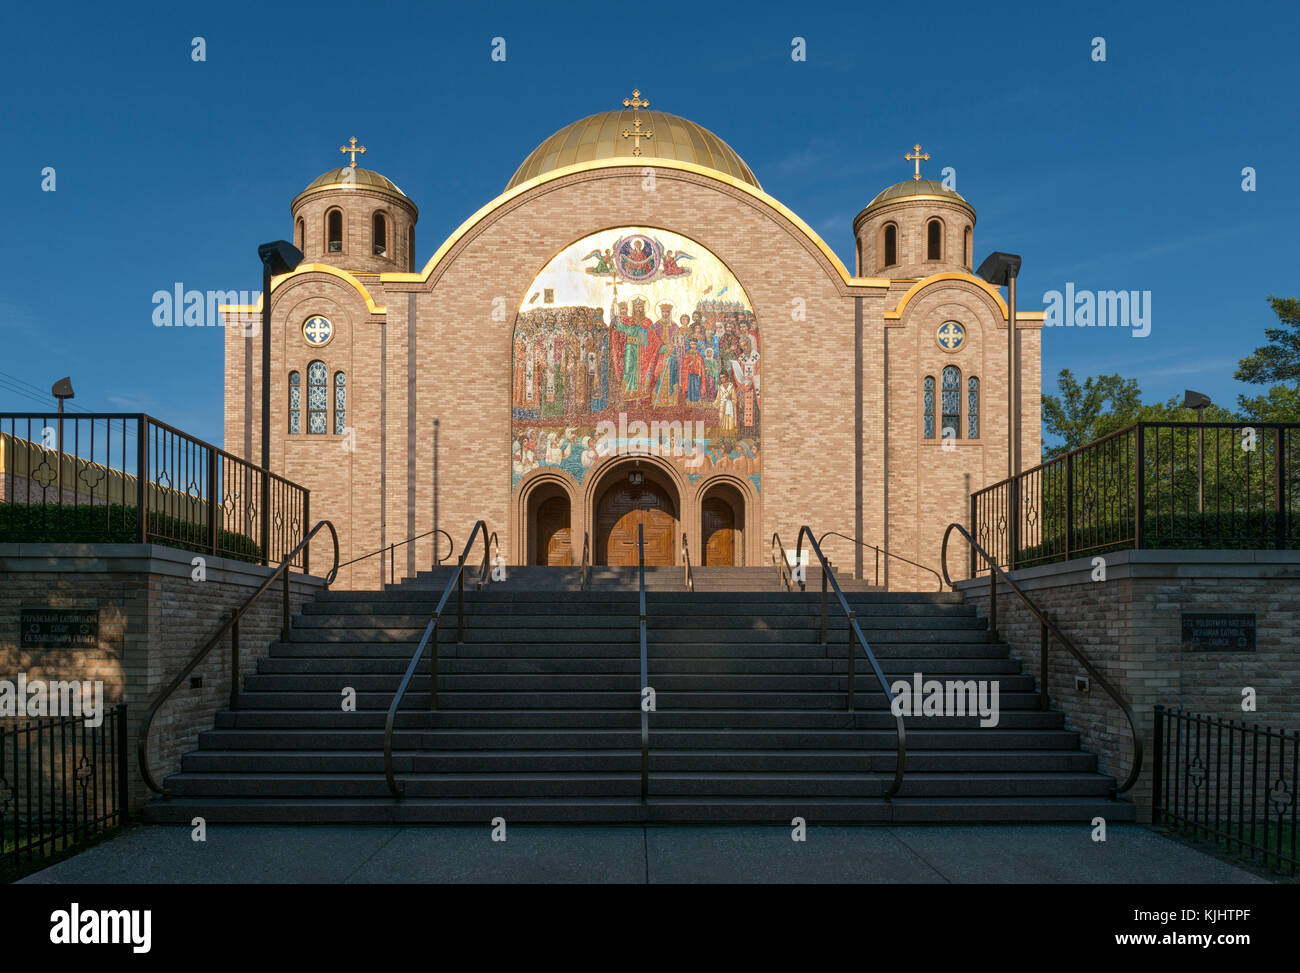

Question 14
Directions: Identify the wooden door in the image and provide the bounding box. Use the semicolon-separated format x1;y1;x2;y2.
702;497;738;566
535;497;572;565
597;481;676;566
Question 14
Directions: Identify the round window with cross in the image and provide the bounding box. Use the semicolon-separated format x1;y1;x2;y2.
303;315;334;347
936;320;966;353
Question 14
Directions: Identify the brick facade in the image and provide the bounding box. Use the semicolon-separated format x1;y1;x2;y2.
225;144;1045;590
956;550;1300;815
0;543;325;810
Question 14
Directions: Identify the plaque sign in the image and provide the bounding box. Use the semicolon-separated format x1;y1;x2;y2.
1181;612;1256;653
19;608;99;649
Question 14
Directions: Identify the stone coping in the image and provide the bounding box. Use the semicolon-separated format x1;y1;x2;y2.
953;548;1300;593
0;543;330;590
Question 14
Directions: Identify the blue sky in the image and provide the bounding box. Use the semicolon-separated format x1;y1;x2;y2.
1;0;1295;447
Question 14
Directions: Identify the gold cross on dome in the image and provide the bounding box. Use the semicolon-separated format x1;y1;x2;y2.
621;89;653;157
340;136;367;167
906;143;930;180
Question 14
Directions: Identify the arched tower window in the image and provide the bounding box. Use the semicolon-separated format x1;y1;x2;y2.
927;219;943;261
327;210;343;253
333;371;347;434
967;376;980;439
307;361;328;433
941;365;961;439
882;223;898;268
923;376;936;439
295;217;304;253
856;238;863;276
963;226;972;269
372;211;387;257
408;226;415;271
288;371;301;434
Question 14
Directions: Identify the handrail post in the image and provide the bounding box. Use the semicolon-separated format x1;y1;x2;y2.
389;543;395;585
819;562;828;645
136;416;148;544
1038;618;1049;710
1274;426;1285;549
968;493;977;579
457;554;465;644
206;449;218;555
229;608;240;710
987;565;997;643
874;546;880;587
846;609;856;712
281;566;291;643
1064;451;1074;562
430;619;439;710
303;492;310;576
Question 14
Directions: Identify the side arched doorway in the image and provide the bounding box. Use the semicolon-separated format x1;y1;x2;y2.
526;482;573;565
701;482;745;566
593;462;679;566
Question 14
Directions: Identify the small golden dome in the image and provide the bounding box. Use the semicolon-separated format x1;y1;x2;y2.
506;110;760;191
292;167;412;208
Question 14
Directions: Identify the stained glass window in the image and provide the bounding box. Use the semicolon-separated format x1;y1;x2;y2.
923;376;935;439
941;365;961;440
288;371;300;434
334;371;346;435
308;361;327;434
968;376;980;439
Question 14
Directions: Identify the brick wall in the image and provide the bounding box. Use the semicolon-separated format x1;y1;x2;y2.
955;549;1300;815
0;543;327;811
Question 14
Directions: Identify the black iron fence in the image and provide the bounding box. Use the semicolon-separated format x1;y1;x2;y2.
0;704;129;870
0;413;310;569
1152;707;1298;876
971;422;1300;572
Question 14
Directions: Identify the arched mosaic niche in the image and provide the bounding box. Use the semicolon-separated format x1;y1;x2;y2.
511;227;760;493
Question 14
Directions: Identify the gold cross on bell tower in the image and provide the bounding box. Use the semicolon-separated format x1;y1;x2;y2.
621;89;653;157
905;143;930;180
340;136;367;167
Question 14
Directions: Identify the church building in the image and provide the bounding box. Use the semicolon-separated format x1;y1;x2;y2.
223;92;1044;589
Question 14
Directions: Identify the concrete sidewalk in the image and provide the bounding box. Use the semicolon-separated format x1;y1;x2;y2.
17;823;1267;883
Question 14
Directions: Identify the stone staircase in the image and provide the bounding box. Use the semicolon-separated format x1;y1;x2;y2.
143;570;1135;824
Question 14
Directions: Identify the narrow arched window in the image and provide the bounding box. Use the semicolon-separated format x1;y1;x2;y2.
334;371;347;434
295;217;304;253
941;365;961;440
408;226;415;271
856;238;863;276
307;361;328;433
963;226;972;269
288;371;301;434
883;223;898;268
327;210;343;253
923;376;936;439
927;219;943;261
372;211;387;257
967;376;980;439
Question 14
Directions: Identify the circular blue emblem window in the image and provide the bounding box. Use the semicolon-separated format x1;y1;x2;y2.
303;315;333;347
936;320;966;352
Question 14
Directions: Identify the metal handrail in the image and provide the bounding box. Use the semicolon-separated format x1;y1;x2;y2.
337;528;455;578
137;519;339;795
637;522;649;801
816;531;944;592
681;532;695;592
940;522;1143;794
771;532;794;590
793;527;906;799
382;520;494;797
579;531;591;591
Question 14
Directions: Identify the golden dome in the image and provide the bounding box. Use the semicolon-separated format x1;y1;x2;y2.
506;110;760;191
292;167;413;209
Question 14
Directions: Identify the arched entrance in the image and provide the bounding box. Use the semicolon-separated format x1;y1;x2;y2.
525;482;573;565
701;482;745;566
593;463;679;566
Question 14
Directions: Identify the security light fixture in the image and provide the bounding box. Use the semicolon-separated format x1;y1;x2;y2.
258;240;305;565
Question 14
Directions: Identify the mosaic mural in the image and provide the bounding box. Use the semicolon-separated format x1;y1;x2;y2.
511;228;759;490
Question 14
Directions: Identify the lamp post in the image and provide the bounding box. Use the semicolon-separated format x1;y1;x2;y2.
1183;389;1212;514
256;241;304;563
977;252;1023;569
51;377;74;498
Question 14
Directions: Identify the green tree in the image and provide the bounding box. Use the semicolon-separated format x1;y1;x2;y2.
1234;296;1300;422
1041;369;1143;457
